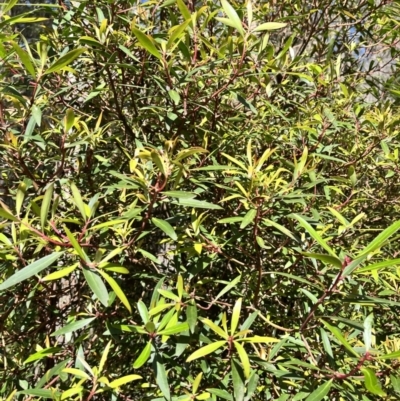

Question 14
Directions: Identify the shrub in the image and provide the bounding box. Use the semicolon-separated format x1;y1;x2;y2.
1;0;400;400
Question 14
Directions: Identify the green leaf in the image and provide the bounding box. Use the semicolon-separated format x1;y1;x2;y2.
132;27;162;60
240;209;257;229
24;347;61;364
218;217;244;224
0;206;17;221
154;353;170;401
202;318;228;339
342;254;368;277
2;0;19;14
98;270;132;313
220;0;244;36
207;389;233;400
62;368;90;380
186;300;197;334
40;183;54;229
186;340;226;362
42;264;78;281
361;368;386;396
64;226;88;262
178;198;223;210
19;389;59;399
357;220;400;258
231;298;242;335
109;374;142;389
215;275;241;301
157;322;189;336
137;300;150;324
133;341;152;369
262;218;298;242
320;328;333;358
253;22;287;32
234;341;250;379
99;340;112;374
302;253;342;268
177;0;191;19
138;249;161;264
231;358;245;401
152;218;177;240
12;42;36;78
51;317;95;337
305;380;332;401
291;214;337;257
158;289;180;301
356;258;400;273
82;267;109;307
70;182;87;221
162;191;197;198
321;320;359;357
377;350;400;360
44;48;87;75
0;252;63;291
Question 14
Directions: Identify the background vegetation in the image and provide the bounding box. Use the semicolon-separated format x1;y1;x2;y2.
1;0;400;400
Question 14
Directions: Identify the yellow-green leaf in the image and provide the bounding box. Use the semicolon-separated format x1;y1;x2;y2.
253;22;287;32
202;318;228;339
231;298;242;335
44;48;87;75
109;374;142;389
152;218;177;240
42;264;78;281
98;270;132;313
220;0;244;36
186;340;226;362
40;183;54;229
133;341;152;369
234;341;250;378
132;27;162;60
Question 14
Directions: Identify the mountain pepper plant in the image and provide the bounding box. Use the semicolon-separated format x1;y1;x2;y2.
1;0;400;400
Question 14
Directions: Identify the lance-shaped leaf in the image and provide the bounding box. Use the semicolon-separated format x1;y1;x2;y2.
133;341;152;369
202;318;228;339
64;226;88;262
157;322;189;336
132;27;162;60
291;213;337;258
82;267;109;307
42;264;78;281
12;42;36;78
356;220;400;258
234;341;250;378
70;183;87;221
178;198;223;210
153;353;170;401
321;320;359;357
0;252;63;291
231;298;242;335
152;218;177;240
40;183;54;229
186;340;226;362
24;347;61;364
361;368;386;396
44;48;87;75
253;22;287;32
51;317;95;337
240;209;256;229
220;0;244;36
109;374;142;389
305;380;333;401
98;270;132;313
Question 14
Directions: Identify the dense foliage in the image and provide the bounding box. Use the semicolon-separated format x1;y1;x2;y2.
1;0;400;399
